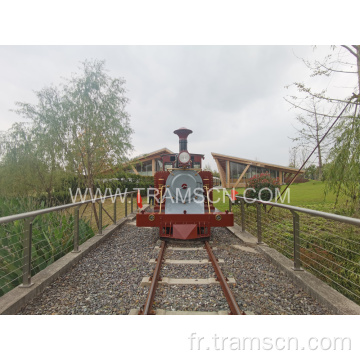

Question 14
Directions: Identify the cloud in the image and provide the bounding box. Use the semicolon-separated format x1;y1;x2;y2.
0;45;333;171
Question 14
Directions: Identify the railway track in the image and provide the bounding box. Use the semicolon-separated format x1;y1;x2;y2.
131;239;245;315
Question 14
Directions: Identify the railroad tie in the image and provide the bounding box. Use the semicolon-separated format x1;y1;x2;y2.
148;258;224;264
140;276;236;287
129;309;230;315
137;240;244;315
153;246;217;251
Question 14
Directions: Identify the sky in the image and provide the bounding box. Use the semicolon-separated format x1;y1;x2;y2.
0;45;353;171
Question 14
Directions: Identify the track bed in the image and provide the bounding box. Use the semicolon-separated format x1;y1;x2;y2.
18;222;334;315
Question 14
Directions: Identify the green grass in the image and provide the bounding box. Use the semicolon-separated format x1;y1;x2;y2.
213;180;349;214
278;181;344;207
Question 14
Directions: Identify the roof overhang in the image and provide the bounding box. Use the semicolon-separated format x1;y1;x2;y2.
211;152;305;174
128;148;174;163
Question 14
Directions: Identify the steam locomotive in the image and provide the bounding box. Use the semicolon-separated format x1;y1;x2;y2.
136;128;234;240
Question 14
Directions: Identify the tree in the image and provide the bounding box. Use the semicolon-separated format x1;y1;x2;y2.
305;164;317;180
286;46;360;114
62;60;133;197
203;163;220;178
290;97;332;179
2;59;134;217
288;146;298;168
6;86;68;201
286;46;360;208
0;122;37;197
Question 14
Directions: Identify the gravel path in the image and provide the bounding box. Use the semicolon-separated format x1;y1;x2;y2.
18;223;157;315
18;222;334;315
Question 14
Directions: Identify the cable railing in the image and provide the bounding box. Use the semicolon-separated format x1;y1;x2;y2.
228;195;360;305
0;191;137;297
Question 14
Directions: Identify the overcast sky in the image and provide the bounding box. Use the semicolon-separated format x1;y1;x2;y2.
0;46;351;171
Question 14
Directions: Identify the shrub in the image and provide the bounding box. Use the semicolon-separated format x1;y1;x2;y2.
0;197;94;296
96;171;154;196
245;172;281;201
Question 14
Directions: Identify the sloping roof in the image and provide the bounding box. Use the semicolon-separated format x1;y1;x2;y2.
211;152;305;174
130;148;174;162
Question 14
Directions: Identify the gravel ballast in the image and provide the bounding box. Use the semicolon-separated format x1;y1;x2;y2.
18;222;334;315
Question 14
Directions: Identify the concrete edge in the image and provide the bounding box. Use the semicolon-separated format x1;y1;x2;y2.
256;245;360;315
226;225;360;315
0;214;136;315
227;224;258;247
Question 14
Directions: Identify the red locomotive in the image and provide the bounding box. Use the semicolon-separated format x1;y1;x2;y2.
136;127;234;240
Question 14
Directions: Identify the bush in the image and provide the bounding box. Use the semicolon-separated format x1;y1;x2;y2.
245;172;281;201
0;197;94;296
95;171;154;196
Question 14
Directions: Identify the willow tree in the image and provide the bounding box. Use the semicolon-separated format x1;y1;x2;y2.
8;86;68;201
8;59;133;220
62;60;133;195
326;111;360;210
0;122;38;197
286;45;360;210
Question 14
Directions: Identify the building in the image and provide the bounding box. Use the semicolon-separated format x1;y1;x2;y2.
212;152;305;188
123;148;305;188
127;148;173;176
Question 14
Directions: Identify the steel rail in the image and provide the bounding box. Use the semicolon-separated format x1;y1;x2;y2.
204;241;245;315
139;240;167;315
0;191;137;225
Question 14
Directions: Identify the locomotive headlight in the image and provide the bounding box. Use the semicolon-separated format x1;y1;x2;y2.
178;151;190;164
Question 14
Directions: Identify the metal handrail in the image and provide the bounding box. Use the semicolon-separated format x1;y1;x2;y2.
228;194;360;303
229;195;360;227
0;191;137;225
0;190;139;293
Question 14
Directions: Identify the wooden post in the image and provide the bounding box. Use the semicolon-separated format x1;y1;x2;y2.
152;158;155;176
279;170;283;184
233;164;250;188
214;158;226;188
226;160;230;188
131;164;139;175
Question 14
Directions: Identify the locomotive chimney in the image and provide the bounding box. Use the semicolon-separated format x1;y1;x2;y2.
173;127;193;152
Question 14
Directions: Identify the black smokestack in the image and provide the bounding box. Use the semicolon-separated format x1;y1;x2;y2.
173;127;193;152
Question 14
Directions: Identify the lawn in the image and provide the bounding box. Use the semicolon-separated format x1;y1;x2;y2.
213;180;349;214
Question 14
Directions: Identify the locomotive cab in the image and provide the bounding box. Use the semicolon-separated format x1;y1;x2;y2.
136;127;234;240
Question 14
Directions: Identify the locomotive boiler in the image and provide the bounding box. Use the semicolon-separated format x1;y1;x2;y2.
136;127;234;240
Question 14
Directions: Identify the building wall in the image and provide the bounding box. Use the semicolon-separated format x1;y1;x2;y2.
229;161;280;184
212;155;302;188
129;157;164;176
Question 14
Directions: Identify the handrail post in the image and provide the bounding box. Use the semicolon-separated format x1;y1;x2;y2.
131;193;134;213
292;211;302;271
256;202;262;244
72;206;81;253
113;196;117;224
98;201;102;235
125;193;128;217
240;198;245;232
20;217;34;287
